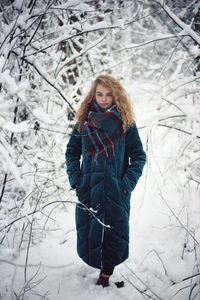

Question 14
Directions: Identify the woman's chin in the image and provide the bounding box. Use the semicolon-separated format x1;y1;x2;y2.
100;104;111;109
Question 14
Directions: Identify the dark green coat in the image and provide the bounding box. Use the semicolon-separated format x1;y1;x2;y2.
65;124;146;269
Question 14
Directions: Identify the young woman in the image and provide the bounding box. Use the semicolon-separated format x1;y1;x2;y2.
65;75;146;287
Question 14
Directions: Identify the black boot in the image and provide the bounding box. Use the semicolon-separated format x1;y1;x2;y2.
115;281;124;288
96;272;110;288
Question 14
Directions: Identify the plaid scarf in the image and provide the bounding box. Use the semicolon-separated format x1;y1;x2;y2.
82;102;124;161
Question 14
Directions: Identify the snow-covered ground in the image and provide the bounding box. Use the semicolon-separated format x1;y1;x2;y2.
1;183;198;300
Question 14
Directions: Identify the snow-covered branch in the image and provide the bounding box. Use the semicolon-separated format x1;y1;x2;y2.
56;30;111;75
154;0;200;45
0;199;111;233
111;33;186;53
158;124;200;139
21;55;76;113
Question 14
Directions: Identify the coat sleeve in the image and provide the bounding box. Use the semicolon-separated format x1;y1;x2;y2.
122;124;146;193
65;127;82;189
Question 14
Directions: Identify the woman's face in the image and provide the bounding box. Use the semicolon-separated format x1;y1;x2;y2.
95;84;114;109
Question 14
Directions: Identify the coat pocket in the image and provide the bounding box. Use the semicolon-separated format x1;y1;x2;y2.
76;173;83;196
118;179;130;212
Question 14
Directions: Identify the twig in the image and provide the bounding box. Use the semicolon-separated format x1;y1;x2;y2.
24;220;33;282
181;272;200;283
122;274;150;299
42;202;60;231
0;199;111;232
169;284;191;300
0;173;8;204
56;30;111;76
158;114;186;121
187;176;200;185
189;283;198;300
0;259;74;269
181;214;189;259
23;56;75;114
159;193;199;245
23;7;164;57
17;264;47;299
111;33;186;53
158;124;200;139
125;263;162;299
157;36;184;83
193;231;198;261
139;249;168;277
42;200;112;228
18;221;30;250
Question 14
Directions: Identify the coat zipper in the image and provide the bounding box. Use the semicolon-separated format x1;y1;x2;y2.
100;217;105;269
100;158;107;269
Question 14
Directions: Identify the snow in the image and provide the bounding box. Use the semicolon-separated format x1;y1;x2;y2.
13;0;24;10
83;21;110;32
52;1;91;12
32;109;55;125
53;0;84;9
1;182;199;299
75;3;91;11
72;22;82;32
0;144;23;187
157;1;200;44
189;45;200;58
0;70;29;98
3;121;30;132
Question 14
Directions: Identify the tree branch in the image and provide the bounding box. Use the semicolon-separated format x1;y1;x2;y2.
111;34;187;53
0;199;111;232
158;123;200;139
154;0;200;44
159;193;199;245
19;55;76;113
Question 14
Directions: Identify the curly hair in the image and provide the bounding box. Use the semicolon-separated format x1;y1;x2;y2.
76;74;135;130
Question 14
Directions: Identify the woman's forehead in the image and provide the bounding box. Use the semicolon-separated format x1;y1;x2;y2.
96;84;112;93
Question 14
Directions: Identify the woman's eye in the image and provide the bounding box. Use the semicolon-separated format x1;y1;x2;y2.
96;93;112;97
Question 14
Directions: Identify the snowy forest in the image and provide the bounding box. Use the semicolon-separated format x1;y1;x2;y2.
0;0;200;299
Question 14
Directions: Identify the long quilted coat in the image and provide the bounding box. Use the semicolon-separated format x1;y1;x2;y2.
65;123;146;269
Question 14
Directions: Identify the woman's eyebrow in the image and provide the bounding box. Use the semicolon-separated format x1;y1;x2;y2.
96;92;112;94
